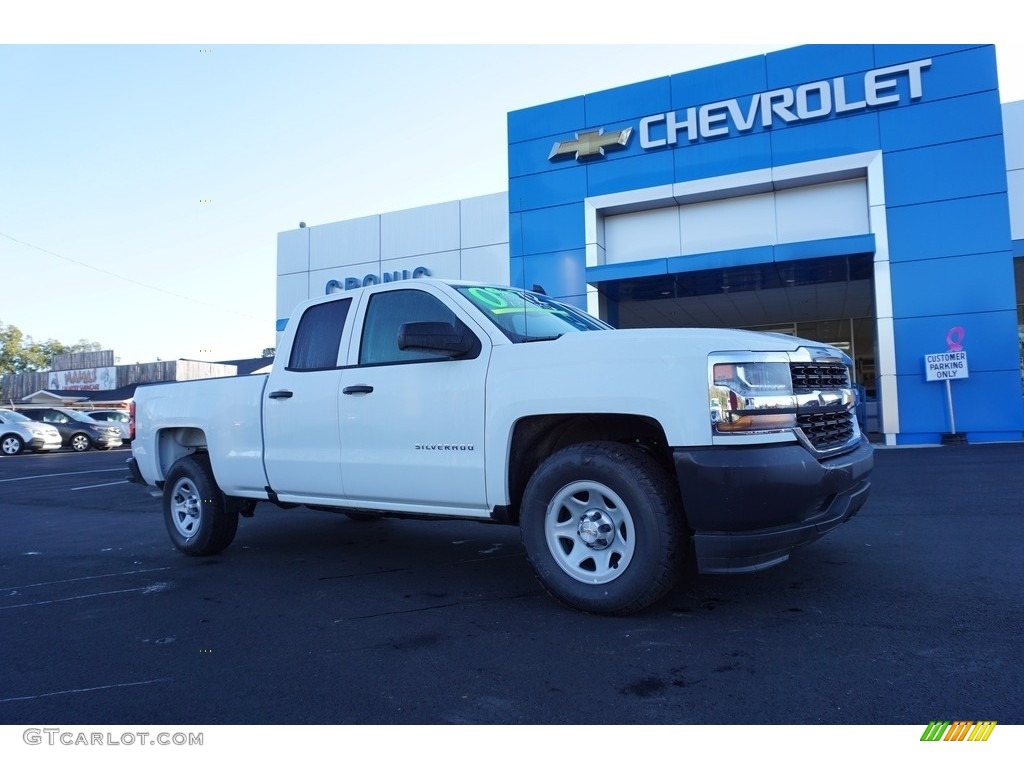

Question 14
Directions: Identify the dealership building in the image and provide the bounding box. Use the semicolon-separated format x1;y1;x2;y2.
277;44;1024;446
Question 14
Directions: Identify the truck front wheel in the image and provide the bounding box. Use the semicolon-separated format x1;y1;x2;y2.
164;454;239;555
520;441;686;615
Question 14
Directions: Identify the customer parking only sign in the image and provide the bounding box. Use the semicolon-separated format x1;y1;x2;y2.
924;350;969;381
926;327;969;442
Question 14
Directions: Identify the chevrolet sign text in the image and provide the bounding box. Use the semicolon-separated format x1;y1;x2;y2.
640;59;930;148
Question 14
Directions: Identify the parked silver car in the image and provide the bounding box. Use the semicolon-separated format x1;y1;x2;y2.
87;409;132;442
0;409;63;456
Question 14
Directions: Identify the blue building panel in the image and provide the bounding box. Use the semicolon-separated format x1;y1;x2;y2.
672;130;773;183
770;112;881;169
669;54;768;109
522;249;587;302
879;91;1004;151
774;235;876;262
508;255;526;289
886;194;1013;262
509;135;574;179
585;76;671;127
895;369;1024;438
517;204;585;257
889;253;1017;320
883;136;1008;207
585;150;674;197
892;309;1021;376
875;45;997;102
507;95;586;144
872;44;982;68
667;245;775;274
509;212;524;259
508;166;588;213
765;45;875;90
587;259;668;284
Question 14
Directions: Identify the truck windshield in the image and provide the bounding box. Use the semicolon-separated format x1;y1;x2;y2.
455;286;611;342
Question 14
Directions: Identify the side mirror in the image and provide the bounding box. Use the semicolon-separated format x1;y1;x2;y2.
397;321;477;358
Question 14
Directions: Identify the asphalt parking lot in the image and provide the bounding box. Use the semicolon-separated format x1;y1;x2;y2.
0;442;1022;725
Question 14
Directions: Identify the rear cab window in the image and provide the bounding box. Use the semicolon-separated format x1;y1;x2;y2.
287;298;352;371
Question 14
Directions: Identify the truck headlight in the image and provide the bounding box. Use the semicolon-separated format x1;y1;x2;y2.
710;361;797;434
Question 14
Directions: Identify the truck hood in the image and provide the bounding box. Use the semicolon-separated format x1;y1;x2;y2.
546;327;844;357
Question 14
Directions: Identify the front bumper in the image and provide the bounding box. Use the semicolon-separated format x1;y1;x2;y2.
673;437;873;574
28;435;63;451
92;433;123;448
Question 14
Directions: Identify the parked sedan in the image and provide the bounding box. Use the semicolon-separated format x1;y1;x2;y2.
87;409;132;442
0;409;63;455
17;407;123;452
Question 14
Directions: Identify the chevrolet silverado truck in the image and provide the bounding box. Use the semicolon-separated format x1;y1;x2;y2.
128;279;873;614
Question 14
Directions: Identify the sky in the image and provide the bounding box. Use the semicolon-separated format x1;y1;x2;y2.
2;3;1022;367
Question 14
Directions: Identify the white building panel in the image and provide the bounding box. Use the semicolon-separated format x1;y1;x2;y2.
775;179;869;243
277;229;309;275
679;191;777;255
1008;168;1024;241
600;171;872;266
460;192;508;248
382;250;461;280
604;207;679;264
309;260;380;297
460;244;511;285
381;200;461;260
309;215;381;272
277;272;309;320
1003;101;1024;171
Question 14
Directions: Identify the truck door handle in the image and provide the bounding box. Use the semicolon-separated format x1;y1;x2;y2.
343;385;374;395
268;390;293;399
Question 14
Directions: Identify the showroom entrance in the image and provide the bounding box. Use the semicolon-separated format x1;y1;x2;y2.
595;253;878;398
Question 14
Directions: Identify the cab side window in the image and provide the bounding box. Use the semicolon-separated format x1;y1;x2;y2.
359;290;461;365
287;298;352;371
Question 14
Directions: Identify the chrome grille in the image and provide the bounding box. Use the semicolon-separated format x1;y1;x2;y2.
791;361;855;452
790;361;850;391
797;410;855;451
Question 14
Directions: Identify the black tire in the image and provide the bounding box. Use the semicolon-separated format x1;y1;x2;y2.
520;441;687;615
2;434;24;456
163;454;239;555
70;432;92;452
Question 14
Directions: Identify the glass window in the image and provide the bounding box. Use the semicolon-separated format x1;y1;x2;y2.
359;290;463;365
456;285;610;342
287;298;351;371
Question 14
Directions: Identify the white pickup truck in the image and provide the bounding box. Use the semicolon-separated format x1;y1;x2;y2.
129;279;873;614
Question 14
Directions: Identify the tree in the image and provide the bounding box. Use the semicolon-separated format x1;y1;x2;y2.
261;347;275;358
0;320;104;375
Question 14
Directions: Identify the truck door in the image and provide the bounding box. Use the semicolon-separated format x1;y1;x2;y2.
338;286;488;512
262;295;353;500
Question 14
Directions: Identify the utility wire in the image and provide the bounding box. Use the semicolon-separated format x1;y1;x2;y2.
0;231;266;322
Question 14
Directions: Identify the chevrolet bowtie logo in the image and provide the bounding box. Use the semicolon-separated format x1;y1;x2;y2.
548;127;633;161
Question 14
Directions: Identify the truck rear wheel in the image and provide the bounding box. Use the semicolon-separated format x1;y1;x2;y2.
520;441;686;615
164;454;239;555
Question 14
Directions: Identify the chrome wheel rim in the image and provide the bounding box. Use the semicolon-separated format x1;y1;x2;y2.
71;434;90;451
544;480;635;585
169;477;202;538
2;437;21;455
